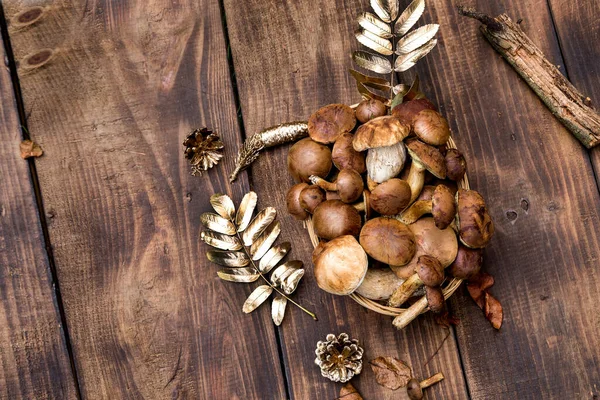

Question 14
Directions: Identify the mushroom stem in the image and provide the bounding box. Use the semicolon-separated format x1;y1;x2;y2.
392;296;428;329
420;372;445;389
388;273;423;307
398;200;432;224
406;162;426;204
310;176;336;191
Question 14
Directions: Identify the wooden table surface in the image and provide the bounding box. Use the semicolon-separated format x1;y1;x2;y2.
0;0;599;399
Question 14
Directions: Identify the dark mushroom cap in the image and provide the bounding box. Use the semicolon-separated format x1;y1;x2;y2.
299;185;325;214
308;103;356;144
359;217;416;266
431;184;456;229
355;99;387;123
313;235;368;295
312;200;362;240
416;185;436;202
412;109;451;146
335;169;364;203
407;378;424;400
391;98;437;125
417;255;444;287
405;138;446;179
287;138;332;182
445;148;467;182
456;189;494;248
449;245;483;279
286;183;310;220
370;178;412;215
332;132;366;174
425;286;445;313
353;116;410;152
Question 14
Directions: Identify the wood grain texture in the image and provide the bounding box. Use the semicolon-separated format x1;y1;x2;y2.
3;0;285;398
427;0;600;399
222;1;469;399
0;31;77;400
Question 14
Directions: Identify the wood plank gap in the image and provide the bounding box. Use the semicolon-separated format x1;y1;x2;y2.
0;4;83;399
449;322;473;400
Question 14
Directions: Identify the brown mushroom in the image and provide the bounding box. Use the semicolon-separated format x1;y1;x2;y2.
412;109;450;146
391;98;437;125
456;189;494;248
416;185;436;202
448;245;483;279
388;255;444;307
287;138;332;182
312;200;362;240
299;185;325;213
398;184;456;228
286;183;310;220
354;267;404;301
425;286;445;313
445;148;467;182
350;190;374;220
370;178;412;215
405;138;446;204
332;132;366;174
308;103;356;144
406;373;445;400
359;217;415;266
310;169;364;203
313;235;368;295
355;99;387;123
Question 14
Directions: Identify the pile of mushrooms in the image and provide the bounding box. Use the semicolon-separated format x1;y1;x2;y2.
285;99;495;328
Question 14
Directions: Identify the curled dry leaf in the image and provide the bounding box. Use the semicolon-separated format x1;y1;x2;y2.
235;191;257;232
200;212;236;235
369;356;412;390
20;140;43;159
271;296;287;326
259;242;291;274
339;383;363;400
484;292;503;329
467;272;503;329
243;285;273;313
210;193;235;220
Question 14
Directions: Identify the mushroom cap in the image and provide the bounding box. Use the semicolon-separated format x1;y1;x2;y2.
354;267;404;301
313;235;368;295
287;138;332;182
412;109;451;146
445;148;467;182
390;217;458;279
355;99;387;123
425;286;445;313
332;132;366;174
353;116;410;152
370;178;412;215
359;217;416;266
431;184;456;229
286;183;310;220
416;255;445;287
308;103;356;144
299;185;325;213
406;378;424;400
456;189;495;248
391;98;437;125
416;185;436;202
448;245;483;279
312;200;362;240
335;169;364;203
405;138;446;179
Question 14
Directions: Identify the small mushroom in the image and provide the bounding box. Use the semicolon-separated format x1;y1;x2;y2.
412;109;450;146
354;267;404;301
299;185;325;213
370;178;412;215
388;255;444;307
445;148;467;182
332;132;366;174
448;245;483;279
425;286;445;313
308;103;356;144
286;183;310;220
456;189;494;248
312;200;362;240
310;169;364;203
405;138;446;204
313;235;368;295
398;184;456;228
359;217;415;266
356;98;387;123
406;373;445;400
391;98;437;125
287;138;332;182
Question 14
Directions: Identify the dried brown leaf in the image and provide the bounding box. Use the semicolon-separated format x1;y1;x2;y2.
349;69;390;86
484;292;503;330
339;382;363;400
394;38;437;71
20;140;43;159
242;285;273;313
270;260;303;287
281;267;304;295
369;356;412;390
467;272;495;308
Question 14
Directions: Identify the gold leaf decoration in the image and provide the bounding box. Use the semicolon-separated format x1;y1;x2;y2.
206;250;250;267
217;268;260;283
201;231;242;251
250;221;281;261
357;81;390;104
200;212;236;235
271;260;303;287
210;193;235;220
355;28;393;56
394;0;425;36
235;191;257;232
395;38;437;72
271;296;287;326
243;285;273;313
353;50;393;74
259;242;291;274
370;0;399;23
281;268;305;295
242;207;277;246
396;24;439;54
357;12;392;38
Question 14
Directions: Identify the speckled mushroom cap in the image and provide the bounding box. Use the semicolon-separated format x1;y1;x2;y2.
359;217;416;267
308;104;356;144
405;138;447;179
456;189;495;248
313;235;368;295
431;184;456;229
352;116;410;152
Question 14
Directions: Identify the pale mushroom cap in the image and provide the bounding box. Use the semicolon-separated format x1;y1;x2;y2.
353;116;410;152
366;141;407;184
314;235;368;295
354;267;404;301
359;217;416;266
308;104;356;144
405;138;446;179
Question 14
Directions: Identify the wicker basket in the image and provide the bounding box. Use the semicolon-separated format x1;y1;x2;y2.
305;136;470;329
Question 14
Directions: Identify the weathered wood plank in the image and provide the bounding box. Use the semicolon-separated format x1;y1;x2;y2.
3;0;285;398
0;31;78;400
222;1;469;399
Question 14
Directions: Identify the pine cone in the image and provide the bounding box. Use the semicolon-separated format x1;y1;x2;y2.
315;333;363;383
183;127;224;176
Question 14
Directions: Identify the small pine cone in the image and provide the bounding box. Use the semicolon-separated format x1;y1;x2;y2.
183;127;224;176
315;333;363;383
